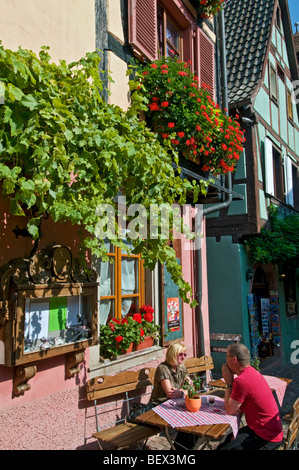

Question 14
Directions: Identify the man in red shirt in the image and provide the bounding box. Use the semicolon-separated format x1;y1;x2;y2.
218;343;284;450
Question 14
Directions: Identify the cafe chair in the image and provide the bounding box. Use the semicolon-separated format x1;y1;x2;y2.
278;413;299;450
282;396;299;423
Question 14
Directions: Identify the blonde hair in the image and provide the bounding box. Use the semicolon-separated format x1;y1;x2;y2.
166;342;186;366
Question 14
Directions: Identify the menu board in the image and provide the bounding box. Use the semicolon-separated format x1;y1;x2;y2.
24;295;92;353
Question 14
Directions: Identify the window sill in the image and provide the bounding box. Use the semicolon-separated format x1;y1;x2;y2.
88;345;164;377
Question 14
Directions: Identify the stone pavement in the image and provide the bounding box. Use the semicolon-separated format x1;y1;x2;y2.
142;360;299;451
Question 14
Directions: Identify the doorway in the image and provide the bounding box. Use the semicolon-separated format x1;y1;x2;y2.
249;266;282;364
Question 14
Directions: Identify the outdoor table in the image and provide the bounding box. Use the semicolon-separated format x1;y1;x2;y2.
135;395;240;450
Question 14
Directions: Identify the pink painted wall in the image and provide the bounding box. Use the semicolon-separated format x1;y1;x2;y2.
181;206;210;357
0;350;98;450
0;199;210;450
0;197;97;450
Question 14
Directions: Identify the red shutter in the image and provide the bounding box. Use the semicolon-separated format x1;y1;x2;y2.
128;0;158;61
197;28;215;99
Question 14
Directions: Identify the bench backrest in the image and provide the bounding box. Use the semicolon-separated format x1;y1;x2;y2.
86;367;156;401
185;355;214;375
86;367;156;432
284;413;299;450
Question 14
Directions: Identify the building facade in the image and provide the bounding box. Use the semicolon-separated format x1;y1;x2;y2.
206;0;299;370
0;0;222;450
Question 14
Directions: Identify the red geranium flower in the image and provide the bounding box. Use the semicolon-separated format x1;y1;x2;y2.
143;313;154;323
115;335;123;343
133;313;142;324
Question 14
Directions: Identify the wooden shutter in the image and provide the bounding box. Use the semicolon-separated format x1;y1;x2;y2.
264;137;275;196
197;28;215;99
128;0;158;61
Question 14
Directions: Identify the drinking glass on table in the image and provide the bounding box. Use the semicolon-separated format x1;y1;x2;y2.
209;397;215;406
203;379;212;392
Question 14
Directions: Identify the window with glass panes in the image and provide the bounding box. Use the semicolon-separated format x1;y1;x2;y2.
157;3;183;59
99;239;145;325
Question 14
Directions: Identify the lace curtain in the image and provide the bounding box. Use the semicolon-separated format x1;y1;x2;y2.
99;239;137;325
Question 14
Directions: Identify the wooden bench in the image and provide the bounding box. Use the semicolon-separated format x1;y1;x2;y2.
283;396;299;422
278;413;299;450
86;368;160;450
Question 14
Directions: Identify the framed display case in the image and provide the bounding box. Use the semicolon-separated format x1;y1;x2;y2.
0;244;98;368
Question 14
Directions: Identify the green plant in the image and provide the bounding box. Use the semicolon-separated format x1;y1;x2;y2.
0;43;202;306
129;57;244;176
251;357;260;372
99;305;160;360
183;373;203;398
196;0;228;17
245;206;299;265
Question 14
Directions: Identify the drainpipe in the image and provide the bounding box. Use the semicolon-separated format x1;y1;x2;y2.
196;8;232;356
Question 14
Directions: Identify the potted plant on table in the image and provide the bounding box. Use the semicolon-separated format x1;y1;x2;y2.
183;374;203;412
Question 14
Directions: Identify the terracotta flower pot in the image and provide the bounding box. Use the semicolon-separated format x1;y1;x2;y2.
122;343;133;354
185;395;202;413
133;336;154;351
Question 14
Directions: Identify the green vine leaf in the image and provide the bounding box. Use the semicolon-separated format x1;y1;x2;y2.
0;43;205;305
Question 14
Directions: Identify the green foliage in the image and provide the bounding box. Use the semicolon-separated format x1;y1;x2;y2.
0;43;202;305
183;373;203;398
250;357;260;372
246;206;299;265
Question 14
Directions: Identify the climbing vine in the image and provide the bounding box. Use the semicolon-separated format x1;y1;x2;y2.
245;206;299;265
0;43;207;306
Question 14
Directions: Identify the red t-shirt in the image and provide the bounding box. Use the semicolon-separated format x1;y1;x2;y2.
231;366;283;442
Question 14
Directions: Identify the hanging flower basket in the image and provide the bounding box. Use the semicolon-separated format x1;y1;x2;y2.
195;0;228;17
129;57;245;176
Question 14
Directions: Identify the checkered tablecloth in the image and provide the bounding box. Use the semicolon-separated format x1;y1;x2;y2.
263;375;288;407
154;396;240;438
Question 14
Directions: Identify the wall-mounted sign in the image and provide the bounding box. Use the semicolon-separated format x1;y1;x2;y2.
162;262;183;345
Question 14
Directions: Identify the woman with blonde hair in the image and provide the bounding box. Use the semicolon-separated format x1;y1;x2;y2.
151;342;189;405
150;342;195;450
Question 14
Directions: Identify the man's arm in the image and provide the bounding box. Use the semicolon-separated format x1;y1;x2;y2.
224;386;242;415
222;364;242;415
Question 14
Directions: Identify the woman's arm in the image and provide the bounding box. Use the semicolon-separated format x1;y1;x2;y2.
160;378;186;399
